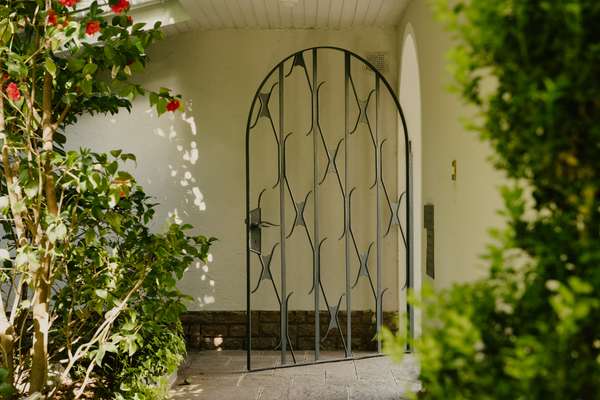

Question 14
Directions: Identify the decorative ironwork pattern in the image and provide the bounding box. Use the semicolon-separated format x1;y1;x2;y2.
245;47;413;370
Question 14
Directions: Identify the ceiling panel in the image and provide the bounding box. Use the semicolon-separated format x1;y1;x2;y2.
315;0;331;27
328;0;344;29
340;0;358;28
179;0;409;30
280;1;294;28
224;0;247;28
209;0;234;29
353;0;372;26
250;0;270;28
263;0;281;28
364;0;385;26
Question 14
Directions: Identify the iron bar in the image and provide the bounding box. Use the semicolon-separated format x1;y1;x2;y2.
312;49;321;361
278;64;287;365
247;353;387;373
375;75;382;352
244;82;255;374
407;141;414;347
344;52;352;358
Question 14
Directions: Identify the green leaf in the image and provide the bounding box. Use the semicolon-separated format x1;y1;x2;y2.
45;58;57;78
149;92;158;106
84;228;96;244
95;289;108;299
132;22;146;32
82;63;98;76
68;58;85;72
47;223;67;243
95;347;105;367
24;181;38;198
106;212;122;233
104;45;114;61
107;161;118;175
80;79;93;96
157;98;167;116
127;339;138;356
121;153;136;163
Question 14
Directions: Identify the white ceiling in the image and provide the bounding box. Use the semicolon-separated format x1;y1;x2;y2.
179;0;410;30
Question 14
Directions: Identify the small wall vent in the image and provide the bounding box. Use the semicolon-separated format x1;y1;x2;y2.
365;52;387;73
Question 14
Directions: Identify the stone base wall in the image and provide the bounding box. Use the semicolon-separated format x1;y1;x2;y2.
181;310;398;351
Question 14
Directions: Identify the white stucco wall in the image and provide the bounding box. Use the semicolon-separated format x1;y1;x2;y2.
397;0;505;290
68;0;506;314
67;28;402;311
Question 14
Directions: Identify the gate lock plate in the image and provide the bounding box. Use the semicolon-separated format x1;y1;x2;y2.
247;208;278;254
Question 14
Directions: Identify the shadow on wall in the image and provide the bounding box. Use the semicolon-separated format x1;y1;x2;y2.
68;96;217;311
146;101;218;310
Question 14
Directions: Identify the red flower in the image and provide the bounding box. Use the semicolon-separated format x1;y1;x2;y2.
110;0;130;14
166;99;180;112
127;15;133;24
47;10;58;26
85;20;101;36
6;83;20;102
59;0;79;7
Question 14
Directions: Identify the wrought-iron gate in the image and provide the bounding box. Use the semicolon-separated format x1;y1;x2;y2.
245;47;412;370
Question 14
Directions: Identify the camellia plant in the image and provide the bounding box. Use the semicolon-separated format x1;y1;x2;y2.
384;1;599;399
0;0;211;398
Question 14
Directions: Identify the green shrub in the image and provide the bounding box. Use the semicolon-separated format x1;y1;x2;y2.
0;368;13;398
385;1;600;399
47;150;213;399
0;1;206;398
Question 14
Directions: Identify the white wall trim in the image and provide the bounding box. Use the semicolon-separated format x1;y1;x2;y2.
398;22;423;337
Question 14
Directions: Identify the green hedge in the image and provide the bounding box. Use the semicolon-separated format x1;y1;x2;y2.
384;1;600;399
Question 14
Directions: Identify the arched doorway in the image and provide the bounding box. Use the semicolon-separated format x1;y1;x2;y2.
245;47;413;370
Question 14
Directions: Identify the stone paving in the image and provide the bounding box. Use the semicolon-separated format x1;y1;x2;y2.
170;351;420;400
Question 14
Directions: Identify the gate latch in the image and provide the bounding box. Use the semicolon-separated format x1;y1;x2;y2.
247;207;278;253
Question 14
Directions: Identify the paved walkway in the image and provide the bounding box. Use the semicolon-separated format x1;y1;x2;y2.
170;351;420;400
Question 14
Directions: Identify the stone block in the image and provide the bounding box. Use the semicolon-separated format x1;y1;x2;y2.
259;322;280;337
181;311;213;324
297;336;315;350
253;337;278;350
213;311;247;323
229;324;246;338
259;311;280;322
223;337;244;349
296;322;315;337
201;324;228;337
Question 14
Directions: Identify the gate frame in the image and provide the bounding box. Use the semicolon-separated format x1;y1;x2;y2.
244;46;413;371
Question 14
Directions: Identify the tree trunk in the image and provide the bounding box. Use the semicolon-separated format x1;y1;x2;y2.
0;82;17;388
30;73;57;394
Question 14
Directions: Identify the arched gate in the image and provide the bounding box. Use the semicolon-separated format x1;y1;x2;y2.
245;47;413;370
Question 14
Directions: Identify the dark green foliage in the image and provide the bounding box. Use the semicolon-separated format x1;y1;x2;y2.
384;1;600;399
0;2;205;397
48;150;214;399
0;368;13;398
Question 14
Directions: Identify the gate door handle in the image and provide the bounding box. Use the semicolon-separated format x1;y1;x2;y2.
247;208;279;253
